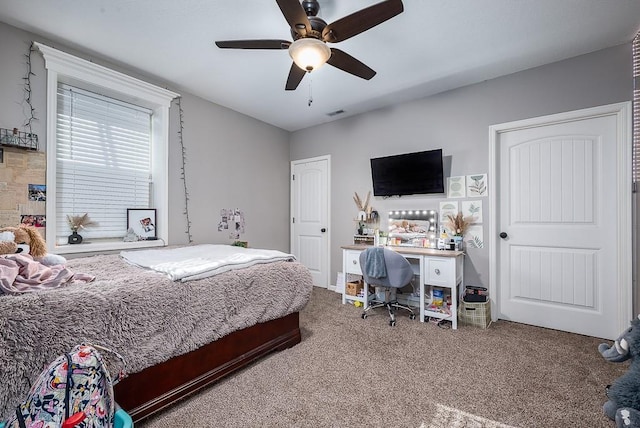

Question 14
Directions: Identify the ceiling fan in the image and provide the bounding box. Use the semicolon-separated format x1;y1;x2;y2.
215;0;404;91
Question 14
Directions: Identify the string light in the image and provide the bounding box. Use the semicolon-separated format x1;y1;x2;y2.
176;96;193;243
23;42;38;134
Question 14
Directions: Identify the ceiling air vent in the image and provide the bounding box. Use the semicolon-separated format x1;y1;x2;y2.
326;109;345;117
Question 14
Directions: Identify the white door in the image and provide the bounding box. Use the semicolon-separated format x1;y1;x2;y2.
490;103;632;340
291;156;330;287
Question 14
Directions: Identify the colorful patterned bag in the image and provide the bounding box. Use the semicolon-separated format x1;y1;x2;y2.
3;344;125;428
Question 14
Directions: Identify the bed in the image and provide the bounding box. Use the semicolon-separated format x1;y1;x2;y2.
0;245;313;423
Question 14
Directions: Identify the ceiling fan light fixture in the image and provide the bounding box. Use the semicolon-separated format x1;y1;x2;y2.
288;38;331;72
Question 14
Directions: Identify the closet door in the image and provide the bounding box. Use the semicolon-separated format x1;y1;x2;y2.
291;156;330;287
491;103;632;340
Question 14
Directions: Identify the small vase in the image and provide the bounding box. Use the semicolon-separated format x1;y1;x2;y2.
453;236;463;251
68;231;83;244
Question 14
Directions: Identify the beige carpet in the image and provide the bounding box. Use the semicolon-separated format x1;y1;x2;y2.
138;288;625;427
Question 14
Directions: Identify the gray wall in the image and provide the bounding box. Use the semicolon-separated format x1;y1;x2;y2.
170;94;291;248
0;21;291;252
290;44;633;288
1;19;634;287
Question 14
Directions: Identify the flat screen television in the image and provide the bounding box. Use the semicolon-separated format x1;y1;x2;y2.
370;149;445;196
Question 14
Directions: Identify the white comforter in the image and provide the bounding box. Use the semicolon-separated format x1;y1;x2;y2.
121;244;296;282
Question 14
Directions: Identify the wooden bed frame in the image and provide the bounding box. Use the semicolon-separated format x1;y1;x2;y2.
113;312;301;422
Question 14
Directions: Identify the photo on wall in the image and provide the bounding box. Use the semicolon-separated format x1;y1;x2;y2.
447;176;466;198
218;208;245;240
467;174;488;197
21;214;46;228
28;184;46;201
465;225;484;248
439;201;459;223
461;200;483;224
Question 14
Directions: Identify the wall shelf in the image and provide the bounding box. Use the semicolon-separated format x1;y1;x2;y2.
0;128;38;150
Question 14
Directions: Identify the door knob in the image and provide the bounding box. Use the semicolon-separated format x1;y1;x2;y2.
321;228;326;233
499;232;508;239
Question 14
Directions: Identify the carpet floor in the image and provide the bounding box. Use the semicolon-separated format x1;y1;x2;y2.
137;287;625;427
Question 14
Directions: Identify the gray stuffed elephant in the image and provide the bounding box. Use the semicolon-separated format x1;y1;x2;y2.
600;315;640;427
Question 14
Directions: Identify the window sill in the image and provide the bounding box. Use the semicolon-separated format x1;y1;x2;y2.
53;239;165;255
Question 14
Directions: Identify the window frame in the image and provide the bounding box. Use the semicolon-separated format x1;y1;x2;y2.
634;32;639;185
36;42;179;254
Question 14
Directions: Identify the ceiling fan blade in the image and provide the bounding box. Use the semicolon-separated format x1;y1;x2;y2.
276;0;312;37
327;48;376;80
322;0;404;43
215;40;291;50
285;62;307;90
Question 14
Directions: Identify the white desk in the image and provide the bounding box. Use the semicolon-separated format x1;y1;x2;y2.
341;245;464;329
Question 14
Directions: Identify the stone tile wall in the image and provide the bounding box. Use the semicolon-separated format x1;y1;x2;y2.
0;147;46;231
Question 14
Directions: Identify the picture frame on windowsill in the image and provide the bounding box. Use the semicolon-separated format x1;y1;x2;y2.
127;208;157;240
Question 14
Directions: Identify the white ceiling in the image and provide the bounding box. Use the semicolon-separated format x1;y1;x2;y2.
1;1;639;132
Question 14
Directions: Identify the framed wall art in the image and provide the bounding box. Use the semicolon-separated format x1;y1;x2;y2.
127;208;157;239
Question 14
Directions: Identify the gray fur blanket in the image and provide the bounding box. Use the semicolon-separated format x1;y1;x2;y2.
0;253;313;420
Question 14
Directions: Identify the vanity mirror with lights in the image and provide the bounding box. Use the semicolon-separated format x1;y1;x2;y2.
387;209;438;248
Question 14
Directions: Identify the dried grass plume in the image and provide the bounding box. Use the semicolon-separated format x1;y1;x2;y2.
445;212;471;236
67;213;98;232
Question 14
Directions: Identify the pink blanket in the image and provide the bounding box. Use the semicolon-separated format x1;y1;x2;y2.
0;254;94;294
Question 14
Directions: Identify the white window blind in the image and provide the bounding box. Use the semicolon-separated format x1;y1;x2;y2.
633;32;639;185
56;84;152;240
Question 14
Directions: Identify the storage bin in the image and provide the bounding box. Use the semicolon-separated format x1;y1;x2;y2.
458;300;491;328
115;407;134;428
353;235;375;245
345;279;364;296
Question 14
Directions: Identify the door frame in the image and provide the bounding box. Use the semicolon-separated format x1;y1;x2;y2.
290;154;331;287
488;102;633;334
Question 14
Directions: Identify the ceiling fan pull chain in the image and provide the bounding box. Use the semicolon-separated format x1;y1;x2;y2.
308;79;313;107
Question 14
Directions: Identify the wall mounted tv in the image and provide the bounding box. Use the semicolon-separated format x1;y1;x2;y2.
370;149;445;197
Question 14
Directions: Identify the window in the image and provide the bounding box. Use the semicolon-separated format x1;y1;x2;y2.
56;84;153;241
36;42;178;254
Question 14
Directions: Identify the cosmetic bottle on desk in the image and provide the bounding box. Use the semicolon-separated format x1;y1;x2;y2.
437;228;448;250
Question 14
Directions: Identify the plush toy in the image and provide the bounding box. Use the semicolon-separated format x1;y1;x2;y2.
0;225;47;257
599;315;640;427
0;231;18;255
0;225;66;266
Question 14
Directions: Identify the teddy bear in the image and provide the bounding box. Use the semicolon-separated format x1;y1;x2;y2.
0;231;19;255
0;225;66;266
599;315;640;427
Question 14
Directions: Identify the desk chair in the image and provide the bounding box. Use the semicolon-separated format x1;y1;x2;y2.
360;247;416;326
